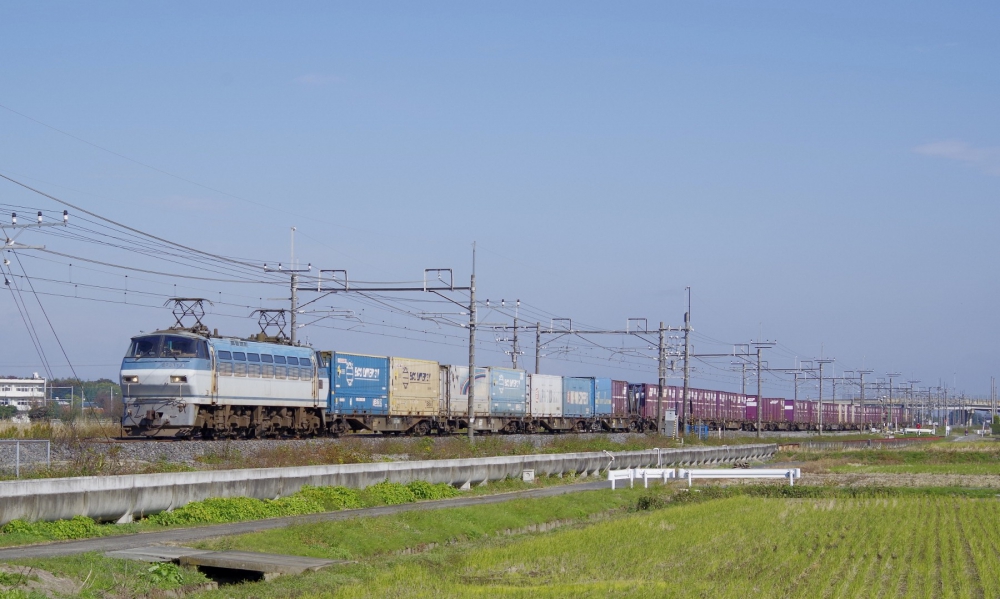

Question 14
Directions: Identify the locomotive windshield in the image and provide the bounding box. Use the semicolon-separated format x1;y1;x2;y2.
127;335;208;359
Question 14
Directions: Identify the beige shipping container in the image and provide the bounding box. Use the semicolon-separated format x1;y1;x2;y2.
389;357;441;416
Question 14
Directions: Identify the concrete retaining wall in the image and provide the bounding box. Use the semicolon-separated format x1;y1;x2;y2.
0;443;775;524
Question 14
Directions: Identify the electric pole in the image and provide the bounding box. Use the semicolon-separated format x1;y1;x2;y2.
264;227;312;345
682;287;692;432
886;372;900;430
467;248;477;442
752;341;775;438
535;322;541;374
500;299;521;369
658;321;666;435
816;359;834;436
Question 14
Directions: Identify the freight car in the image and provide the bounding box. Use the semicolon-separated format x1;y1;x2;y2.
120;322;913;438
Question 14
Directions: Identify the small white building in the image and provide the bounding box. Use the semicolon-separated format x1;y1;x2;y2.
0;374;46;412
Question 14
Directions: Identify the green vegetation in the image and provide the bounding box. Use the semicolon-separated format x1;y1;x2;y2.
174;487;1000;598
781;441;1000;474
191;485;654;560
4;553;209;599
0;477;577;548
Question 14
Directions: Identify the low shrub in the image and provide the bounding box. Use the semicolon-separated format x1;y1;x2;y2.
406;480;460;500
362;481;417;506
1;515;102;540
297;485;364;510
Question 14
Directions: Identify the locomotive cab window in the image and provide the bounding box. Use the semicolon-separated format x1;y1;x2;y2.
161;336;208;359
127;336;161;358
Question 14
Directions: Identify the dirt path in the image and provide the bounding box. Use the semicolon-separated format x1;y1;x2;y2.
0;480;610;561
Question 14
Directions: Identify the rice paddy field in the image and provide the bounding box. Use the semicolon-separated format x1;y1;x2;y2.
310;493;1000;598
9;440;1000;598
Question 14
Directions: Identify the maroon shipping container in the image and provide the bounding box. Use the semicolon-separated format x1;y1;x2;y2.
631;383;661;419
735;394;748;421
665;386;680;412
745;395;758;421
707;390;720;420
792;400;813;425
820;402;837;427
689;388;706;421
762;398;785;423
611;380;629;417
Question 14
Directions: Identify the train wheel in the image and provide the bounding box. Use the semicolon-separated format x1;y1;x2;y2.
413;420;431;436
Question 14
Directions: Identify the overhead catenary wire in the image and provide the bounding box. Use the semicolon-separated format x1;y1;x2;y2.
1;259;53;378
9;251;77;378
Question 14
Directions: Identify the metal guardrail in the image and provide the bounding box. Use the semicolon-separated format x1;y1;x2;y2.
678;467;801;487
608;468;679;489
0;440;51;478
607;466;801;489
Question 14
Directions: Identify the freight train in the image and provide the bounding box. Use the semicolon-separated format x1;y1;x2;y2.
120;325;914;438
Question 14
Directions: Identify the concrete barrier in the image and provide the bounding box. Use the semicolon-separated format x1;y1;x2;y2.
0;443;775;524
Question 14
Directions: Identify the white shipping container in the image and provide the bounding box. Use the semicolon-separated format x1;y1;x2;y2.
442;365;490;417
529;374;563;417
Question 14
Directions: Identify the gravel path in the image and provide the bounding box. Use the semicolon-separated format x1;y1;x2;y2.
0;480;610;561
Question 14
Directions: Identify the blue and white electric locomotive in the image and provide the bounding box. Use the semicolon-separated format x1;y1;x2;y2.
120;326;327;438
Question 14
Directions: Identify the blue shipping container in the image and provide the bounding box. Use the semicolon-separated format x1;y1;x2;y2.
594;378;612;415
330;353;389;415
489;368;527;415
563;377;594;417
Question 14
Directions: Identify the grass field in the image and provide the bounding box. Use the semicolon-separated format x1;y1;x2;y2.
8;485;1000;598
9;485;657;599
783;441;1000;473
237;492;1000;598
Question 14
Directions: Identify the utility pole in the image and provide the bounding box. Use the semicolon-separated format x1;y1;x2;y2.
263;227;312;345
907;379;920;419
682;287;692;433
467;247;477;442
816;359;834;436
992;376;996;423
535;323;541;374
858;370;872;414
658;321;666;435
886;372;900;430
500;299;521;369
944;386;949;431
752;340;775;438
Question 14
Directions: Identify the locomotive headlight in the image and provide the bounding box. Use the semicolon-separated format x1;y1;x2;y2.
170;375;188;383
122;375;138;383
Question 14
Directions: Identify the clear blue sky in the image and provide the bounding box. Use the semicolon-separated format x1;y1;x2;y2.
0;2;997;398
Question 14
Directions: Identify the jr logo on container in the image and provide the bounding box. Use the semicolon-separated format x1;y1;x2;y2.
400;366;430;390
338;359;380;387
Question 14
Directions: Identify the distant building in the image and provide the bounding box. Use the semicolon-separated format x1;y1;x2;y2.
0;374;46;412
